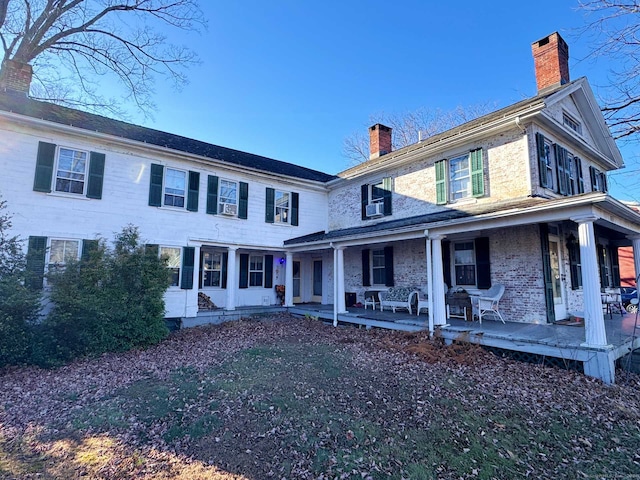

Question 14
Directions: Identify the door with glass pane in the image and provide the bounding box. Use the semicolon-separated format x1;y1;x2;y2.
312;259;322;303
549;237;567;320
293;261;301;303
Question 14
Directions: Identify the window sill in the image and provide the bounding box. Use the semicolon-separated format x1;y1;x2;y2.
46;191;92;200
448;197;478;206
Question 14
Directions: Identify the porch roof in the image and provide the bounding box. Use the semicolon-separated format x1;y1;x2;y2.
284;193;640;248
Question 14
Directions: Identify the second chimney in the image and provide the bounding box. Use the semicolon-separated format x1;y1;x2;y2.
531;32;570;93
0;59;33;95
369;123;392;159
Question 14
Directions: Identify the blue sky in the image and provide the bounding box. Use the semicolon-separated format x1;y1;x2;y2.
136;0;638;202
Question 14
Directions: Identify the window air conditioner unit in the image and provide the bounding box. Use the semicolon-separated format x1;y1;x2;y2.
366;202;384;217
221;203;238;216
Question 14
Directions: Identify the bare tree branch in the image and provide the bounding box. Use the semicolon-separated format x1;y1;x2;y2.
0;0;205;117
342;103;496;165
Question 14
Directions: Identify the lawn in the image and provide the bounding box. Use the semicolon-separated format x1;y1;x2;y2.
1;315;639;479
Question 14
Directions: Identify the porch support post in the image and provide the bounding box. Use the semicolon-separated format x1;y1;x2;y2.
572;215;608;347
430;233;448;327
225;246;237;311
285;251;294;307
336;246;347;314
332;244;338;326
425;232;434;333
630;235;640;286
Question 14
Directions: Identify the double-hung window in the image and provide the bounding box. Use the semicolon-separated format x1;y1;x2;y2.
275;190;290;223
164;168;186;208
371;249;386;285
590;166;608;193
48;239;80;273
218;179;238;215
361;177;392;219
55;148;88;194
249;255;264;287
454;241;476;286
435;149;484;205
202;251;223;287
161;246;182;287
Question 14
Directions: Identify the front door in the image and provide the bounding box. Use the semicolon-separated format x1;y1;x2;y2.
549;236;567;321
312;259;322;303
293;261;301;303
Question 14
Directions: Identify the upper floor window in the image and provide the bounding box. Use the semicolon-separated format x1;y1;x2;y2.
435;149;484;205
55;148;88;194
160;246;181;287
33;141;105;199
361;177;392;219
266;188;299;225
164;168;186;208
275;190;290;223
563;113;582;135
218;179;238;215
590;166;608;193
149;164;200;211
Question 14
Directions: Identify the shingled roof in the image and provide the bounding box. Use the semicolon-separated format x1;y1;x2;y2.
0;90;336;183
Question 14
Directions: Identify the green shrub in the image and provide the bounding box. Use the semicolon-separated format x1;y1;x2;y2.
44;225;171;362
0;199;41;367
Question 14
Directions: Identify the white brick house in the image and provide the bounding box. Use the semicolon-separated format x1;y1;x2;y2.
1;32;640;366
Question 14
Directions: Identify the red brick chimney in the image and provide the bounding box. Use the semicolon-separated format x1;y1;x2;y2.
531;32;569;93
369;124;392;159
0;59;33;95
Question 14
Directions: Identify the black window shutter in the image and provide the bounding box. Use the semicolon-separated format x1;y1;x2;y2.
611;247;620;288
187;171;200;212
362;249;371;287
539;224;556;322
442;240;451;288
567;237;582;290
361;184;368;220
597;244;608;288
265;188;275;223
576;157;585;194
81;239;99;261
601;172;608;193
33;142;56;192
239;182;249;219
180;247;195;290
198;250;204;289
554;144;568;195
475;237;492;289
26;236;47;290
382;177;392;216
145;244;159;257
206;175;219;215
291;192;299;226
264;255;274;288
149;164;164;206
239;254;249;288
589;166;597;191
86;152;105;199
384;246;394;287
536;133;549;189
221;252;228;289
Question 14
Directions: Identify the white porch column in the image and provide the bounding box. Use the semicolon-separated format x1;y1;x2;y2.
285;251;294;307
225;246;237;311
630;235;640;286
425;233;434;333
332;245;338;326
336;246;347;314
430;233;448;327
572;215;608;347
